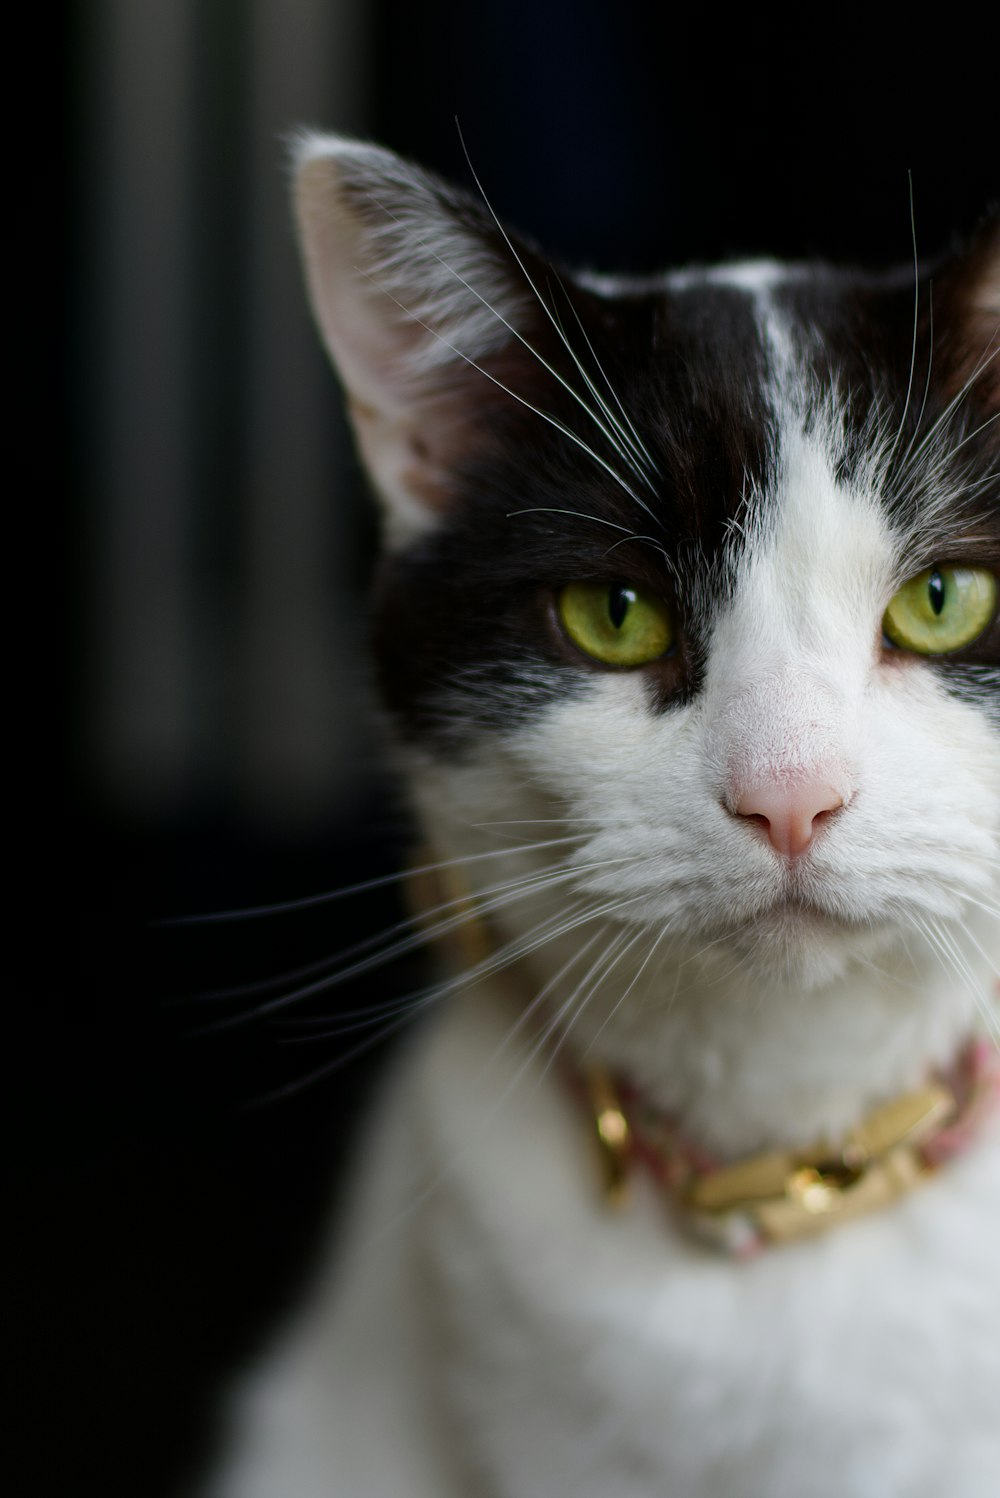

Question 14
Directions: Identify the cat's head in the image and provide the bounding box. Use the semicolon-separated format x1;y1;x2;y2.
293;135;999;1128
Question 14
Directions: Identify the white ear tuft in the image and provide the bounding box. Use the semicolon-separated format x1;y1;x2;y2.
292;133;530;542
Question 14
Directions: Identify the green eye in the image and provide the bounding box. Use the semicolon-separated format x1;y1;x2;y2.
557;581;674;667
883;566;998;655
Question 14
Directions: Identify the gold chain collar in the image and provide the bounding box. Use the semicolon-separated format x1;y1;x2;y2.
406;854;1000;1255
583;1047;999;1255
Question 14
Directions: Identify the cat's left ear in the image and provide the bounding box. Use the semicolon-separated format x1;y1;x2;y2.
937;213;999;414
293;133;537;544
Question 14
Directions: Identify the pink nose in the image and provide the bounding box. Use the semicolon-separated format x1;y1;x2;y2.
733;779;845;860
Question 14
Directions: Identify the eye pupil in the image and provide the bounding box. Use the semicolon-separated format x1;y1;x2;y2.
557;581;674;666
928;570;945;616
608;586;633;630
882;564;997;656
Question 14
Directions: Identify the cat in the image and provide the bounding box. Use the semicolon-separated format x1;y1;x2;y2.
211;135;1000;1497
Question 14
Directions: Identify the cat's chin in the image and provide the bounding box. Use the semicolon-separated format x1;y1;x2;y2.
725;900;886;988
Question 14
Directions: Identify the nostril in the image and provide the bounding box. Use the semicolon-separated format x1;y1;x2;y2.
732;781;846;861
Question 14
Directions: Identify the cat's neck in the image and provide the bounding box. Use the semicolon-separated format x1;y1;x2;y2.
521;927;989;1160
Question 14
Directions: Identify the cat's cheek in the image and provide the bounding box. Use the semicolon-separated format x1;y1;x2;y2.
505;675;697;808
877;659;1000;783
930;663;1000;735
862;671;1000;887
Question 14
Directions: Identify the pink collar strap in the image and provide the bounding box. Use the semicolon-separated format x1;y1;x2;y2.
579;1038;1000;1257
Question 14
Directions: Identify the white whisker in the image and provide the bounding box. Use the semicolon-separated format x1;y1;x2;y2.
578;924;670;1062
367;193;654;493
455;124;663;529
161;833;592;927
901;339;999;482
911;912;1000;1046
547;286;659;486
896;279;935;475
944;408;1000;459
556;276;661;478
888;171;921;471
368;272;650;506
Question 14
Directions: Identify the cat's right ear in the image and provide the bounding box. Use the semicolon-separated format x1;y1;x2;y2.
293;134;532;544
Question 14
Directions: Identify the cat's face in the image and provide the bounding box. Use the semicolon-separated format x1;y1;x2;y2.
294;138;999;1104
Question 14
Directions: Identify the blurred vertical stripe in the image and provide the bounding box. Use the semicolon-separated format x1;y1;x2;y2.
93;0;198;809
86;0;371;825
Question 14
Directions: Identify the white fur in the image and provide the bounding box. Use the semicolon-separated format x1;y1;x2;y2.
212;398;1000;1495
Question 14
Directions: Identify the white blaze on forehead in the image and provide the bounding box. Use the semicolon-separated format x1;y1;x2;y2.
705;427;894;797
739;428;891;656
663;259;794;295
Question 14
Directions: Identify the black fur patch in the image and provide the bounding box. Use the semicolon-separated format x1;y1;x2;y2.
372;224;999;752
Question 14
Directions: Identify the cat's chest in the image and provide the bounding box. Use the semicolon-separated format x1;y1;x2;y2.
393;983;1000;1498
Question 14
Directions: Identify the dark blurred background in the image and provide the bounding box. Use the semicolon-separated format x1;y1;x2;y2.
48;4;997;1494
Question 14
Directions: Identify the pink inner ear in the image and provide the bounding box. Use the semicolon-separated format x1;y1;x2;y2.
294;141;544;533
348;371;513;522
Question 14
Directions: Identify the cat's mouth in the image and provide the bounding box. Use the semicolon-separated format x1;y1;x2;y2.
691;877;872;954
747;852;882;929
726;892;883;977
772;902;843;933
755;892;867;933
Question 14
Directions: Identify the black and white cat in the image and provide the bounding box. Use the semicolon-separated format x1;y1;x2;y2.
214;137;1000;1497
